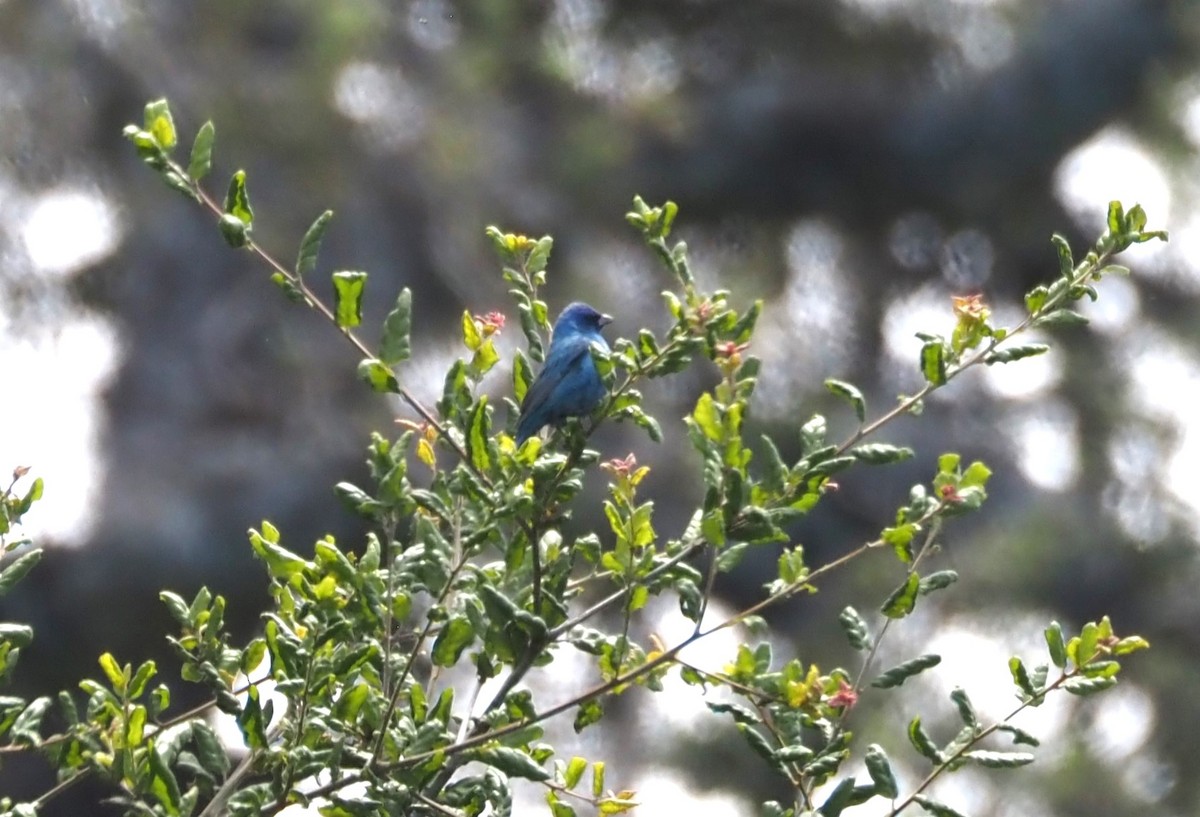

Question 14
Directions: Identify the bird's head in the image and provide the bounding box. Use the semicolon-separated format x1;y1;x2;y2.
554;302;612;337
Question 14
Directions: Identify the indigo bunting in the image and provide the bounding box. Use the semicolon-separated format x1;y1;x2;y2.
516;302;612;443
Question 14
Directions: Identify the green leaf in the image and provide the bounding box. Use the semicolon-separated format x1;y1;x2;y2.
431;616;475;667
881;572;920;619
99;652;127;693
984;344;1049;365
186;120;215;181
219;213;250;247
223;169;253;225
128;660;157;699
148;745;182;813
144;99;177;151
1035;309;1089;327
964;750;1035;769
574;699;603;732
913;795;967;817
865;744;899;799
513;352;533;405
1024;285;1048;315
850;444;914;465
1051;233;1074;277
380;287;414;365
248;528;311;579
0;623;32;649
871;653;941;689
1062;676;1117;696
824;379;866;424
920;340;946;385
191;721;230;778
295;210;334;279
357;358;400;394
949;687;976;727
1045;621;1067;668
817;777;857;817
0;549;41;597
564;756;588;789
918;570;958;595
467;398;492;473
759;435;788;494
1106;201;1125;236
838;606;870;651
1112;635;1150;656
995;723;1040;747
237;686;270;750
908;716;942;763
472;746;551;781
1008;656;1037;699
11;697;50;746
332;271;367;328
800;414;826;454
693;393;722;441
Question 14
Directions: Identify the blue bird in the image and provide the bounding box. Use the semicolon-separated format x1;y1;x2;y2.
516;302;612;444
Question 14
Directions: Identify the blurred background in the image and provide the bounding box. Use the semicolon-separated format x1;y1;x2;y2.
1;0;1198;815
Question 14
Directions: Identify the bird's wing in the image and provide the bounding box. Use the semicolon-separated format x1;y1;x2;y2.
519;336;593;416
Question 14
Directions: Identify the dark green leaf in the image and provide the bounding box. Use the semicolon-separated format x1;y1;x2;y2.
913;795;967;817
380;287;413;365
825;379;866;423
838;606;870;651
963;750;1035;769
995;723;1040;747
865;744;899;799
817;777;857;817
1044;621;1067;668
1034;309;1088;327
0;622;32;649
1008;656;1037;699
129;660;157;700
237;686;270;750
295;210;334;279
1062;676;1117;696
471;747;551;781
513;352;533;405
219;213;249;247
467;398;492;473
759;436;788;494
357;358;400;394
908;716;942;763
431;616;475;667
192;720;231;777
0;549;42;597
574;699;603;732
881;572;921;619
800;414;826;454
148;746;183;813
871;653;940;689
950;687;976;727
1051;232;1074;277
920;340;946;385
984;344;1049;365
187;120;215;181
223;169;253;225
850;444;914;465
11;697;51;745
918;570;958;595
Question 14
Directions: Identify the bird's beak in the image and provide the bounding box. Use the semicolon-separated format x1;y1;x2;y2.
599;313;613;328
